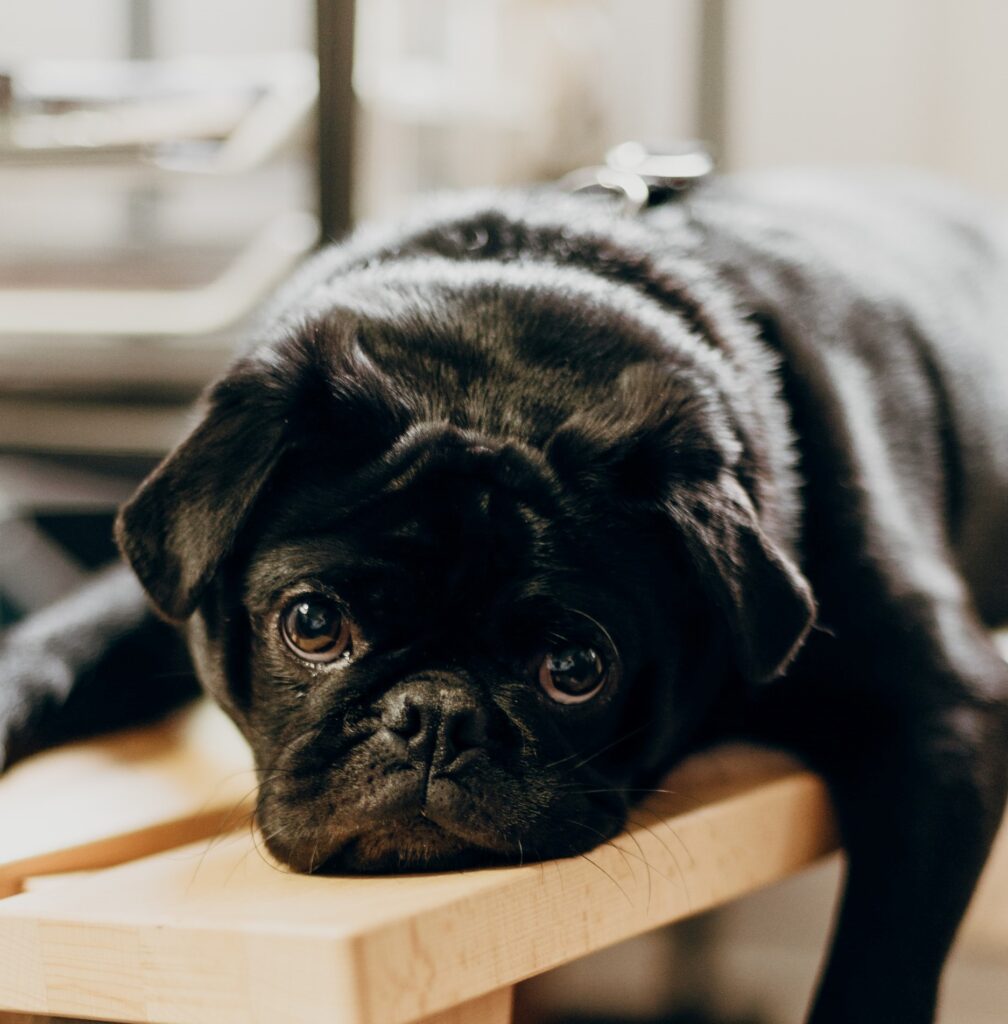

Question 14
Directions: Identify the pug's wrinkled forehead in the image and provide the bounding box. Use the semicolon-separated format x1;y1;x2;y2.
240;422;575;644
117;259;812;689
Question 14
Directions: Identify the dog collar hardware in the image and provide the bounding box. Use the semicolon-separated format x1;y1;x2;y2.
562;140;714;215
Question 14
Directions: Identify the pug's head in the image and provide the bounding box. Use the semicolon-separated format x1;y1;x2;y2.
116;257;814;873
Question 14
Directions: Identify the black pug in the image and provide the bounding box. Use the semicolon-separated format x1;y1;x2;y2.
2;169;1007;1024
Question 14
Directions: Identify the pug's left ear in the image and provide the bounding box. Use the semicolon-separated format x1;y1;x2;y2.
115;362;290;622
117;333;412;622
665;474;816;683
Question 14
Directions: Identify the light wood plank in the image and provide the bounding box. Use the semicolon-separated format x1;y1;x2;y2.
0;701;254;894
417;988;512;1024
0;745;838;1024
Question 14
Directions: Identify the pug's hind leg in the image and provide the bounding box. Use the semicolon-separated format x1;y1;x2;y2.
0;563;198;770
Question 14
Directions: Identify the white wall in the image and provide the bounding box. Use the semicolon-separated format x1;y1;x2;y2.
0;0;124;61
153;0;312;57
0;0;313;61
725;0;1008;197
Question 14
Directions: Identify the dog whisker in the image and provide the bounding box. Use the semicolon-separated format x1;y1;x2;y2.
563;816;637;883
625;813;693;910
558;786;678;797
577;850;633;906
630;805;696;869
543;724;648;773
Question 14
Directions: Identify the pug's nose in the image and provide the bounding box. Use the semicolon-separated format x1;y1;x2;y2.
380;681;490;769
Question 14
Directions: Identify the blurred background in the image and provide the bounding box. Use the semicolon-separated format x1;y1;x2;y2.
0;1;1006;1022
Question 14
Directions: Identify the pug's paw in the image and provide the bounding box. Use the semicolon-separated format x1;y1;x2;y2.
0;641;71;772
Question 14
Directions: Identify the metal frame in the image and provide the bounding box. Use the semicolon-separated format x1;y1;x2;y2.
316;0;356;242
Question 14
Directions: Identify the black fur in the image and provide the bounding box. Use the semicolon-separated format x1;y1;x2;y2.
3;171;1007;1023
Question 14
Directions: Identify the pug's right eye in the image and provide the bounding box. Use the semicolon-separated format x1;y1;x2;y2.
280;596;352;663
535;645;609;704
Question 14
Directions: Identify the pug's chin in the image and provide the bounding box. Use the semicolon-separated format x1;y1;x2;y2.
260;766;630;875
317;819;510;874
262;774;526;875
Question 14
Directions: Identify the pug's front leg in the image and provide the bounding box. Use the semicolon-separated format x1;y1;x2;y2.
768;629;1008;1024
0;564;198;769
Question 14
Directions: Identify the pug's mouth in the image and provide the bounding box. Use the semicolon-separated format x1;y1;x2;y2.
262;770;527;874
316;819;509;874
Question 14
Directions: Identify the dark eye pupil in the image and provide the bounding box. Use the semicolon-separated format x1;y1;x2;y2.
298;602;333;637
546;647;603;694
285;599;343;654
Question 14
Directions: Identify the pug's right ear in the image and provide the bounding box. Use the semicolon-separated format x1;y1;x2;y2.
114;362;290;622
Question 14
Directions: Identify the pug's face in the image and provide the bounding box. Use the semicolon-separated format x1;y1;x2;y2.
227;424;715;873
117;262;814;873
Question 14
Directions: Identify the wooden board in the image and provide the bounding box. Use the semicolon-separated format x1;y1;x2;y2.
0;701;254;896
0;745;838;1024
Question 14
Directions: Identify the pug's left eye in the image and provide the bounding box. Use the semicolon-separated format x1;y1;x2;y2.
280;596;352;663
536;645;608;704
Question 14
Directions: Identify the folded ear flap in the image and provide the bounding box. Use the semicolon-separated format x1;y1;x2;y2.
666;474;816;683
115;370;289;622
546;364;815;683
